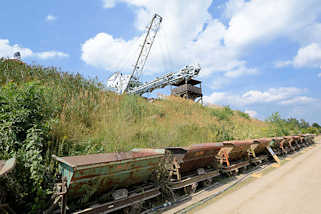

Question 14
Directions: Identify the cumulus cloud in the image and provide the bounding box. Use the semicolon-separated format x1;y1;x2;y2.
293;43;321;68
203;87;312;106
204;87;320;122
224;0;321;49
81;33;139;71
0;39;68;60
46;15;57;22
84;0;321;94
0;39;33;58
242;87;303;104
276;43;321;69
83;0;257;79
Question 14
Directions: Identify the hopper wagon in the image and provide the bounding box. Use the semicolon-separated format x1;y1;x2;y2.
301;134;315;146
44;134;316;213
299;135;310;147
269;137;287;155
165;143;223;194
218;140;255;175
290;136;302;150
251;138;273;165
49;149;164;214
283;136;297;153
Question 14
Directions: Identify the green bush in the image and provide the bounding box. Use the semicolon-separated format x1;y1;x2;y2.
265;112;321;136
237;111;250;120
210;106;234;121
0;82;56;212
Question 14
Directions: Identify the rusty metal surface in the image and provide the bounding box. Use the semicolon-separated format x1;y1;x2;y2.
53;149;164;199
165;143;224;174
273;137;284;142
222;140;254;161
253;138;273;155
171;84;202;96
0;158;16;176
54;150;164;168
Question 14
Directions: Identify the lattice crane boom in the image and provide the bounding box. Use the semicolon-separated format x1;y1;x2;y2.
124;14;162;93
106;14;201;97
127;64;201;96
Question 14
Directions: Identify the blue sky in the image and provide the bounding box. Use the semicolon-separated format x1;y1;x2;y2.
1;0;321;124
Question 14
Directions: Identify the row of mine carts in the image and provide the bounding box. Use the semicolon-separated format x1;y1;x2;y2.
0;134;316;213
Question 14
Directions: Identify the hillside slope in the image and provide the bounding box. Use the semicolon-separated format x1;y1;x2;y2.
0;58;274;153
0;58;304;212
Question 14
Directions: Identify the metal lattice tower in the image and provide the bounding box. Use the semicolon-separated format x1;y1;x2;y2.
124;14;162;93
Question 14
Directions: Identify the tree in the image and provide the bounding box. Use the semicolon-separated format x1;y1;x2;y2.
299;119;309;129
312;122;321;129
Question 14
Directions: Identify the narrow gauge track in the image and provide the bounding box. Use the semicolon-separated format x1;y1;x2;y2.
146;162;270;214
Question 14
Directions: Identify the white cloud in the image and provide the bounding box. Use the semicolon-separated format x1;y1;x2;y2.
203;87;309;106
0;39;68;60
224;65;258;78
293;43;321;68
85;0;321;87
0;39;33;58
83;0;257;80
242;87;303;104
280;96;316;105
224;0;246;19
35;51;69;59
275;43;321;69
274;60;292;68
46;15;57;22
224;0;321;49
102;0;116;8
204;88;320;123
245;110;257;118
318;73;321;78
81;33;139;71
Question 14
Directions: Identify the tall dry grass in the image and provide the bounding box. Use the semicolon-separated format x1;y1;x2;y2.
0;58;271;155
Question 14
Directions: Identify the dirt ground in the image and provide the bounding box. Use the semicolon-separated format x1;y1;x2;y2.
195;138;321;214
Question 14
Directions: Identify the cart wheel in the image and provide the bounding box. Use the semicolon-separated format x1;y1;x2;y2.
234;169;239;175
184;183;198;195
203;178;213;187
123;203;142;214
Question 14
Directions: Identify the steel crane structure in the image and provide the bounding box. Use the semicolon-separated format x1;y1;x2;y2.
127;64;200;96
106;13;201;97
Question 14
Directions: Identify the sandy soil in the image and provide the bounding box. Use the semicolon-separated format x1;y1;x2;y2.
196;139;321;214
